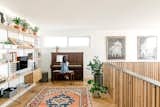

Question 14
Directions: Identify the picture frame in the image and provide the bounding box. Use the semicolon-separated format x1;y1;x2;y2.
137;36;157;60
28;53;33;60
106;36;126;60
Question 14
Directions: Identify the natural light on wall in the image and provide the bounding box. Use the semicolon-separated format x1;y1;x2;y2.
69;37;90;47
43;36;67;47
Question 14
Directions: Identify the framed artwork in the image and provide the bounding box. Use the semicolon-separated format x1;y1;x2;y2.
106;36;126;60
137;36;157;60
28;53;33;60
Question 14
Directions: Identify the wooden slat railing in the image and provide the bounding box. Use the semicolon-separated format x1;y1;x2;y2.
103;62;160;107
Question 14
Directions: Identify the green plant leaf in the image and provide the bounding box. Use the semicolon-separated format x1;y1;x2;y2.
12;17;22;25
21;20;30;29
32;26;39;32
87;56;103;74
87;80;93;84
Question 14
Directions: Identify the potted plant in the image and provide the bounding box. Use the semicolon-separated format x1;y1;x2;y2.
21;20;30;32
32;26;39;35
88;56;103;86
28;26;33;34
12;17;22;30
88;80;108;98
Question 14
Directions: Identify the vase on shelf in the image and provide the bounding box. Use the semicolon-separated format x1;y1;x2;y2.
56;46;59;53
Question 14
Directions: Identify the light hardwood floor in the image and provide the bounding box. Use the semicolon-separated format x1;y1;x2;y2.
4;81;116;107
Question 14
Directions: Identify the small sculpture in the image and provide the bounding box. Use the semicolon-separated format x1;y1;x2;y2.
0;12;5;24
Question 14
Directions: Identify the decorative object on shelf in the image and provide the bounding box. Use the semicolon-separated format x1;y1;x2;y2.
21;20;30;32
28;53;33;60
106;36;126;60
8;37;34;49
0;12;5;24
0;53;7;63
2;87;17;98
56;46;59;52
12;17;22;30
28;26;33;34
137;36;157;60
2;52;16;62
0;75;6;83
87;80;108;98
11;52;17;62
5;52;17;62
38;52;41;58
5;15;12;26
32;26;39;35
87;56;103;86
7;52;13;62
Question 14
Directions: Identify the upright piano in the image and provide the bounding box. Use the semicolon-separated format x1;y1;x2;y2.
50;52;83;81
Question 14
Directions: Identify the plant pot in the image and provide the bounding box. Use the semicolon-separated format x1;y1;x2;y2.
93;91;101;98
33;32;37;36
22;28;27;32
14;25;21;30
94;73;103;86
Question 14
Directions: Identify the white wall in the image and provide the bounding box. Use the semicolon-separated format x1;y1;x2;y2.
40;30;160;79
40;32;106;79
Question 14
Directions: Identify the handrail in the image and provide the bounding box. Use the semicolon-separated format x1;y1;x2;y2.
105;62;160;87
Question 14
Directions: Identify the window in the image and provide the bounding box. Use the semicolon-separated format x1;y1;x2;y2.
43;36;67;47
43;36;90;48
68;37;90;47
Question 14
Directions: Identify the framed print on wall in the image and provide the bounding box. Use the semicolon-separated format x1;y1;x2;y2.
106;36;126;60
137;36;157;60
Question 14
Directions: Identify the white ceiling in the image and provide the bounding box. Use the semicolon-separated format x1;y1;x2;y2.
1;0;160;32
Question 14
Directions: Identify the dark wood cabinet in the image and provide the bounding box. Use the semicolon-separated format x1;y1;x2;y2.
50;52;83;81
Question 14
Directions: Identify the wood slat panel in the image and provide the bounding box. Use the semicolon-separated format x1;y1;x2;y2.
103;62;160;107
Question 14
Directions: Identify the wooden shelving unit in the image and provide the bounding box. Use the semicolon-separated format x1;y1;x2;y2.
0;23;41;106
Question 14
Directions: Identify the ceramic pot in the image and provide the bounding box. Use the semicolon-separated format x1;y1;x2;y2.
94;73;103;86
14;25;21;30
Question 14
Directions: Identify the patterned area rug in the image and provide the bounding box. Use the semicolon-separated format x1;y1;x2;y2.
26;87;92;107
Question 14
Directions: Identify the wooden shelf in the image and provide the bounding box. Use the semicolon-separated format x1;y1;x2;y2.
0;23;39;38
0;62;8;65
0;61;20;65
8;61;20;64
0;68;40;87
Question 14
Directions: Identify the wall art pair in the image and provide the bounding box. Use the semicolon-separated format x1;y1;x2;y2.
106;36;157;60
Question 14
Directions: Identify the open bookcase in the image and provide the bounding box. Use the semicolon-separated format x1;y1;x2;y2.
0;23;41;106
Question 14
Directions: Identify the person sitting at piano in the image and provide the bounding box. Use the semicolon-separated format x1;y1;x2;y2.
61;56;69;79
